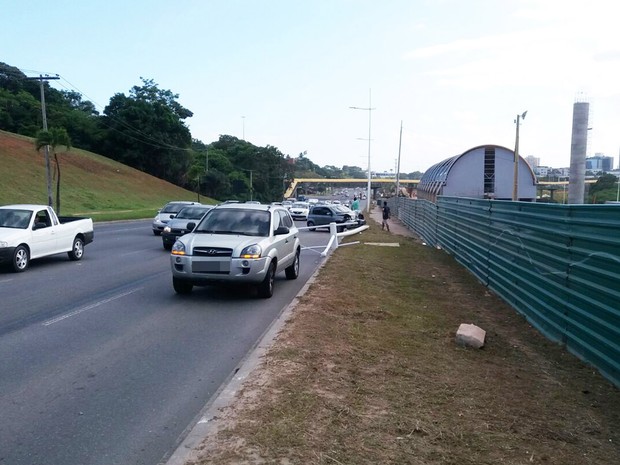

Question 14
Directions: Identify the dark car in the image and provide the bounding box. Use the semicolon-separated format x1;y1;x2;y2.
161;205;213;250
152;201;201;235
306;204;363;232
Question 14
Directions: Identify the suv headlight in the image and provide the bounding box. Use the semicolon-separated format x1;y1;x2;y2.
171;241;187;255
240;244;262;259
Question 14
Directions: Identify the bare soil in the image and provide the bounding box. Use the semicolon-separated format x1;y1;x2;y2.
183;220;619;465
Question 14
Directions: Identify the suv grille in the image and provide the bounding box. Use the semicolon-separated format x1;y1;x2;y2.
193;247;233;257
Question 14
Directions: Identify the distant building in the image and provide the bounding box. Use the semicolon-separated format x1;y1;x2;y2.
534;166;550;177
525;155;540;169
417;144;537;202
586;154;614;172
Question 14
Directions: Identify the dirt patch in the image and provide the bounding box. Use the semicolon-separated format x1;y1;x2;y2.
185;222;619;465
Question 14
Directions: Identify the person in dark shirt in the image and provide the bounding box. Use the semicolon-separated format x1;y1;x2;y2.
382;201;390;232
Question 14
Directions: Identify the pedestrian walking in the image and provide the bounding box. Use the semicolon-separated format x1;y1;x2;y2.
351;196;360;211
382;201;391;232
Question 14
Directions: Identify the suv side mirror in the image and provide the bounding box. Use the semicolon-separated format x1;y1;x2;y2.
274;226;289;235
186;222;196;231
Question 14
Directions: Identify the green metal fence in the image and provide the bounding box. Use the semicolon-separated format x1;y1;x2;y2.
393;196;620;387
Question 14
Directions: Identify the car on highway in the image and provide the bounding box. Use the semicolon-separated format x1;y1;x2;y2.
289;202;310;221
170;203;300;298
152;201;200;235
306;204;363;232
161;205;213;250
0;204;94;272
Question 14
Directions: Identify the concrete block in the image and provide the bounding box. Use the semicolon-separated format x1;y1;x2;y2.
456;323;486;349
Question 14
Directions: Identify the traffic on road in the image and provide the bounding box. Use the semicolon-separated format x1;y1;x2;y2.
0;216;331;465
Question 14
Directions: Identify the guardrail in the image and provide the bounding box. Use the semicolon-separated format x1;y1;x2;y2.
298;222;369;256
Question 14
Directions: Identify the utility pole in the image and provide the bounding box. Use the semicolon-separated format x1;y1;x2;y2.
512;111;527;201
27;74;60;207
249;170;253;201
396;120;403;214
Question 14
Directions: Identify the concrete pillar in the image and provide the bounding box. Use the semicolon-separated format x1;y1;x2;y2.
568;101;589;204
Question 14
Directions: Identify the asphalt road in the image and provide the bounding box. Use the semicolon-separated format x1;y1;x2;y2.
0;220;328;465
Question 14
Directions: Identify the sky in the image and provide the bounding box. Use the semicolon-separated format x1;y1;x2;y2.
3;0;619;174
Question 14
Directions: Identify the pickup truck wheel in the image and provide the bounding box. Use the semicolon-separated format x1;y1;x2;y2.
258;261;276;298
68;237;84;261
285;249;300;280
12;245;29;272
173;277;193;294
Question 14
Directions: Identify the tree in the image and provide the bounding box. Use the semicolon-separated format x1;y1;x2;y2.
588;173;619;203
35;127;71;213
97;78;193;185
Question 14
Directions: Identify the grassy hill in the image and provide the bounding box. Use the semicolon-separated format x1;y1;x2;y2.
0;130;214;221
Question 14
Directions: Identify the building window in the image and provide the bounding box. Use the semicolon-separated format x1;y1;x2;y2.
484;147;495;194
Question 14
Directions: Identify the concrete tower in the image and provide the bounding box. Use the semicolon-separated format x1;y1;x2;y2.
568;100;589;204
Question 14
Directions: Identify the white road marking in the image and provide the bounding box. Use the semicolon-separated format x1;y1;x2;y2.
42;288;142;326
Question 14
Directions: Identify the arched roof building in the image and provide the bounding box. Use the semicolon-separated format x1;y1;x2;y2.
417;145;537;202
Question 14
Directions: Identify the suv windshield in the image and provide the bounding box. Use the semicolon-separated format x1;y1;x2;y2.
196;209;271;237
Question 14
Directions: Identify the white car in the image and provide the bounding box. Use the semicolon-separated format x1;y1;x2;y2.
170;203;300;298
289;202;310;221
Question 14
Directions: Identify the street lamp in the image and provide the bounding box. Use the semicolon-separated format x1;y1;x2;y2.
512;110;527;201
350;89;375;213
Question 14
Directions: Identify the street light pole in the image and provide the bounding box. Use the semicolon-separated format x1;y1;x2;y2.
350;89;375;213
512;111;527;201
396;120;403;213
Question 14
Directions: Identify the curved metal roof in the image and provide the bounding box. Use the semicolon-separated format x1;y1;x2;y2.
418;144;537;196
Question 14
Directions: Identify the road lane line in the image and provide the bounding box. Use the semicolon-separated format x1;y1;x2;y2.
42;288;143;326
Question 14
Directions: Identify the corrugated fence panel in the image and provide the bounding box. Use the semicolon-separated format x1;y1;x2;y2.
486;202;574;343
403;197;620;386
437;197;491;285
398;198;437;246
562;205;620;384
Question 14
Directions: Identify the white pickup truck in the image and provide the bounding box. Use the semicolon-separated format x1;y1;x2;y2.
0;204;94;272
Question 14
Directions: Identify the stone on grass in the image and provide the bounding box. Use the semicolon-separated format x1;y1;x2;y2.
456;323;486;349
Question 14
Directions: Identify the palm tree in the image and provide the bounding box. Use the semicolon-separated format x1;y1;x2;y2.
35;128;71;214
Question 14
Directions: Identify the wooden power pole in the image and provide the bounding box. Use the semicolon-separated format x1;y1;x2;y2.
26;74;60;207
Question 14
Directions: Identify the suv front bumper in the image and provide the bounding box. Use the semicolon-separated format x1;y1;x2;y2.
170;254;270;284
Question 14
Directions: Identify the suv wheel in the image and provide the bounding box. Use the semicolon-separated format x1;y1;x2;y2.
173;277;193;294
258;261;276;298
285;249;300;280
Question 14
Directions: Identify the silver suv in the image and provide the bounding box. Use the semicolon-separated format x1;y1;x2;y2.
170;203;300;298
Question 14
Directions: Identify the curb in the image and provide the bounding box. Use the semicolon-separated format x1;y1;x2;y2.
162;254;330;465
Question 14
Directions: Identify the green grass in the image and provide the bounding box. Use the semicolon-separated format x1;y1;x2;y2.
0;130;214;219
190;220;620;465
